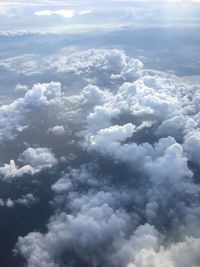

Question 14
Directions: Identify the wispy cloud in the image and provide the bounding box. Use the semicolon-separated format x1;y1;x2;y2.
35;9;75;18
79;10;92;15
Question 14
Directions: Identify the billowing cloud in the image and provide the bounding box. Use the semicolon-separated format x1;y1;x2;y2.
112;224;200;267
0;81;62;142
184;130;200;166
0;49;199;267
0;147;57;180
20;147;58;168
0;49;143;81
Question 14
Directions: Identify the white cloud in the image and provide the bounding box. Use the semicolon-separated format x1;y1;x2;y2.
20;147;57;168
81;84;113;106
34;9;74;18
0;147;57;181
0;160;34;180
79;10;92;15
47;125;65;136
113;224;200;267
0;49;143;80
145;143;192;183
83;75;182;138
88;123;136;149
0;81;62;142
23;82;62;108
184;130;200;166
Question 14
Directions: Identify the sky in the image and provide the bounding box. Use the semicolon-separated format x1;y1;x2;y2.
0;0;200;33
0;1;200;267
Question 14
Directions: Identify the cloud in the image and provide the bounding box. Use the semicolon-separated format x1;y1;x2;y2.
0;81;62;142
0;49;143;81
34;8;92;19
144;142;192;183
0;160;35;180
16;193;39;207
83;75;182;137
23;82;62;108
88;123;136;149
155;115;197;140
0;49;198;267
16;192;131;267
113;224;200;267
47;125;65;136
79;10;92;15
184;130;200;166
0;194;38;208
0;147;57;181
5;198;15;208
0;30;53;36
34;9;74;18
20;147;58;168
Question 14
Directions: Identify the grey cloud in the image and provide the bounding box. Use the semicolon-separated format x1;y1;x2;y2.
3;49;199;267
47;125;65;136
0;194;38;208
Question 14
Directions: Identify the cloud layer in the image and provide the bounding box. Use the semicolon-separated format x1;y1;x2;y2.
0;49;200;267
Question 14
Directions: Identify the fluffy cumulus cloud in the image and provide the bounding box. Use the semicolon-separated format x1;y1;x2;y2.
48;125;65;136
184;130;200;166
113;224;200;267
20;147;57;168
50;49;143;81
0;49;199;267
0;147;57;181
16;186;131;267
0;49;143;82
0;81;62;142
